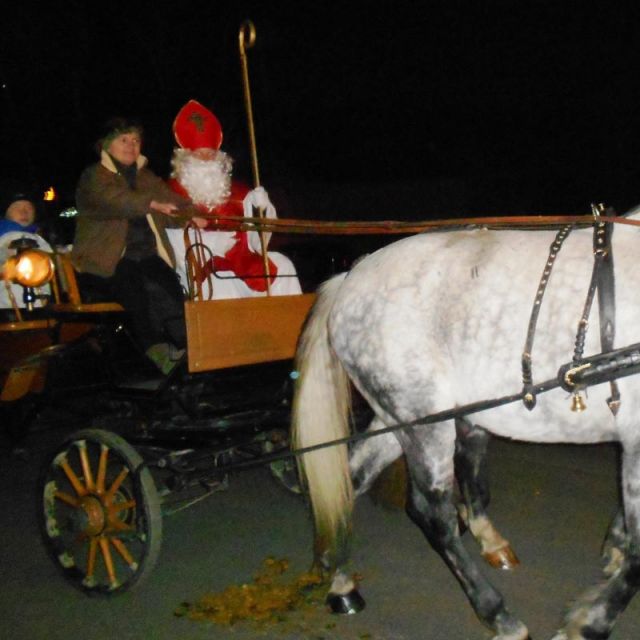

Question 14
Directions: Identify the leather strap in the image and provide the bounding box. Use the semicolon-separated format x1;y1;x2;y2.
571;204;619;413
594;206;619;413
523;205;619;414
521;225;573;409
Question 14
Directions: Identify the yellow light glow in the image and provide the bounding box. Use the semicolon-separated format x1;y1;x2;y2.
17;257;34;280
5;250;55;287
43;186;56;201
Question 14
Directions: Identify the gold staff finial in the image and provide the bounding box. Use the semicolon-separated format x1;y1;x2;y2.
239;20;260;188
238;19;271;294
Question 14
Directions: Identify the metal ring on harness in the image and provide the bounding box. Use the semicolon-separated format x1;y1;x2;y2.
562;363;592;389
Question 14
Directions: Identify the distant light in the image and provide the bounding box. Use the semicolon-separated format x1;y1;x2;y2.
43;186;57;201
59;207;78;218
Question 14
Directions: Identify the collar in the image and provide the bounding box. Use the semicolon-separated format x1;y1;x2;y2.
100;149;148;173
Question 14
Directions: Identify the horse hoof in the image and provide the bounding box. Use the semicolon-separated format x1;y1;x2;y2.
483;545;520;570
326;589;366;614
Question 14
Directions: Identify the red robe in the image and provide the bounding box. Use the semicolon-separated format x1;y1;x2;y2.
168;178;277;292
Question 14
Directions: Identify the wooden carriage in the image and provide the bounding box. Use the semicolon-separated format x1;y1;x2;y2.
0;219;323;594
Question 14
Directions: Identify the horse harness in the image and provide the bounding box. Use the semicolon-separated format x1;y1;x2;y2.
521;203;621;415
208;207;640;469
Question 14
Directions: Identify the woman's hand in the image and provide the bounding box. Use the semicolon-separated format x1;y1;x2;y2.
192;217;209;228
150;200;179;216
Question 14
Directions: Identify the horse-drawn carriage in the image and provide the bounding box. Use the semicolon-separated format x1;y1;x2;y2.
5;204;640;639
4;18;640;638
0;220;337;594
0;20;376;599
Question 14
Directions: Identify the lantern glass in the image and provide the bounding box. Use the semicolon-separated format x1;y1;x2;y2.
9;250;55;287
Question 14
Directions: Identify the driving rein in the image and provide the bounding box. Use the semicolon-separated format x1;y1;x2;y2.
195;208;640;472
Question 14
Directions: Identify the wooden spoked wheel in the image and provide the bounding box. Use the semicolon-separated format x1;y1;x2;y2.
38;429;162;594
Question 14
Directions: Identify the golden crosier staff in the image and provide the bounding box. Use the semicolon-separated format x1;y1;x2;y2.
238;19;272;295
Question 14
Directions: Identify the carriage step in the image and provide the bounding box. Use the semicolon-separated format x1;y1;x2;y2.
113;375;167;392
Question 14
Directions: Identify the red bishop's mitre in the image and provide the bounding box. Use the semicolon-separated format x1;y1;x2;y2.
173;99;223;150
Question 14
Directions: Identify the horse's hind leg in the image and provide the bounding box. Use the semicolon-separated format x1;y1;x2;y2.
350;417;403;498
319;420;402;614
552;445;640;639
401;424;529;640
455;417;519;570
316;530;366;615
601;507;626;576
350;417;520;568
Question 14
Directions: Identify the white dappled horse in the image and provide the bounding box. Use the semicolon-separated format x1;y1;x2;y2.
292;208;640;639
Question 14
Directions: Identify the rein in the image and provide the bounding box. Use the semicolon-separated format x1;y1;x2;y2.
212;204;640;473
178;212;640;235
181;207;640;474
209;340;640;474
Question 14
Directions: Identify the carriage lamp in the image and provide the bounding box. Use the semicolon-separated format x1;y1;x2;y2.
2;237;55;311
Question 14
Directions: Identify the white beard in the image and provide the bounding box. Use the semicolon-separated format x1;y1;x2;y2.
170;148;232;209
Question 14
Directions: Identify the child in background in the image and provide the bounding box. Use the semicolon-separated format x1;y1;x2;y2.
0;192;39;236
0;191;52;309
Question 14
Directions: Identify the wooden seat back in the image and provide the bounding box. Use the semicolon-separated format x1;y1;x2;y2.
182;223;215;301
49;253;124;314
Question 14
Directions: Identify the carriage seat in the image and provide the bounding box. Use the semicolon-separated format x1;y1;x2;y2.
49;252;125;316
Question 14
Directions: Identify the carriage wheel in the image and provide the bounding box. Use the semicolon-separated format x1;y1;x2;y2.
38;428;162;595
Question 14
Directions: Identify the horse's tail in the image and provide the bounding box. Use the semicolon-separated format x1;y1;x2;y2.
292;272;353;565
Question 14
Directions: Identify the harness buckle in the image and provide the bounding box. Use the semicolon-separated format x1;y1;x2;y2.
591;202;605;222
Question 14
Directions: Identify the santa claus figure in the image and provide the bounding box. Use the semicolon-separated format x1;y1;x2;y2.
166;100;301;299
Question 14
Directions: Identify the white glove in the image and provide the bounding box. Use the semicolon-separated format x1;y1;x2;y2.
243;186;277;220
243;186;276;253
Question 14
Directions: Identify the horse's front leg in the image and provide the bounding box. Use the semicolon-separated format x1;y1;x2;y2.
455;417;519;570
552;444;640;639
401;424;530;640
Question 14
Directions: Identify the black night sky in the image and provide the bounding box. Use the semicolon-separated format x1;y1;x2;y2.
2;1;640;226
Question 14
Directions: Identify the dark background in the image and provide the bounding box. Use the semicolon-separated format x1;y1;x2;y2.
2;1;640;227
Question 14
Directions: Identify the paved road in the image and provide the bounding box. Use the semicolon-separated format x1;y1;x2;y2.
1;424;638;639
